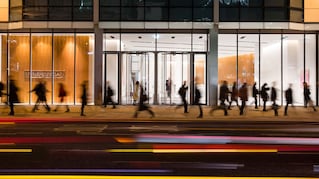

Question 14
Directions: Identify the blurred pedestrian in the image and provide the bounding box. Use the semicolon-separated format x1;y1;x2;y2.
53;83;70;112
261;83;269;112
303;82;316;112
80;81;88;116
210;80;229;116
176;81;188;113
133;84;155;118
8;79;19;116
132;81;140;105
166;79;171;103
194;84;203;118
270;82;279;116
284;83;293;116
31;80;50;113
228;81;239;110
103;81;116;109
239;82;248;115
252;82;259;109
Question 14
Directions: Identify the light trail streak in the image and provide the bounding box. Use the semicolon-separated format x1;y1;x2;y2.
106;149;277;153
0;176;315;179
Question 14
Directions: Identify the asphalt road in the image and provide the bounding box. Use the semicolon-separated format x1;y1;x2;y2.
0;120;319;177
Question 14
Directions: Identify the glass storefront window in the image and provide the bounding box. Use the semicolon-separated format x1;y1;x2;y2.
0;34;8;104
305;34;316;105
157;53;190;105
260;34;282;105
194;54;206;104
31;33;53;104
238;34;259;105
53;34;75;104
121;53;155;104
75;34;94;104
103;53;119;104
283;34;304;106
8;33;30;104
218;34;237;86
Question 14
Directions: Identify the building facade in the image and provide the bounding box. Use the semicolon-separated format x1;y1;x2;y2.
0;0;318;107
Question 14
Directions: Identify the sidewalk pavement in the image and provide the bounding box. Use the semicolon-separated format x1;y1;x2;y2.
0;104;318;122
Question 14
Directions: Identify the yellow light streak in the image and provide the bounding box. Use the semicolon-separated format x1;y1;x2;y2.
0;176;315;179
0;122;15;125
0;149;32;153
106;149;277;153
114;137;135;143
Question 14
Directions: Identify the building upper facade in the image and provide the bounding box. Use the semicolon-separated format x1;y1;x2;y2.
1;0;319;31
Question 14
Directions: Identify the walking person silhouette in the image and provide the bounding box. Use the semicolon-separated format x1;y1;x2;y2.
303;82;316;112
133;84;155;118
210;80;229;116
252;82;259;109
53;83;70;112
239;82;248;115
176;81;188;113
284;83;293;116
228;81;239;110
31;80;50;113
80;81;88;116
261;83;270;112
270;82;279;116
194;84;203;118
103;81;116;109
8;79;19;116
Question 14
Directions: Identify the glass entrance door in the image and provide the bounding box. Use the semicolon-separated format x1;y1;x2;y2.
158;53;190;105
121;52;155;104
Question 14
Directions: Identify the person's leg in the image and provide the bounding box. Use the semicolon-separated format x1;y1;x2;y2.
198;104;203;118
80;102;85;116
254;97;258;109
9;102;14;115
183;98;188;113
284;103;288;115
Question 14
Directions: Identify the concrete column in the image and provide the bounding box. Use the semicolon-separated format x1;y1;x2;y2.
94;26;103;105
207;0;219;106
207;26;219;106
93;0;102;105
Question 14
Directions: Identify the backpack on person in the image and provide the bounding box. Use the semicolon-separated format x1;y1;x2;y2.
178;87;184;96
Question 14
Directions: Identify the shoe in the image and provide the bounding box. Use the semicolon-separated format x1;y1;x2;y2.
197;115;203;118
8;112;14;116
65;109;70;112
80;113;85;116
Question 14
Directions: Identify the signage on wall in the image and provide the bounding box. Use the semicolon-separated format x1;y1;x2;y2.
219;0;249;6
24;71;65;80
